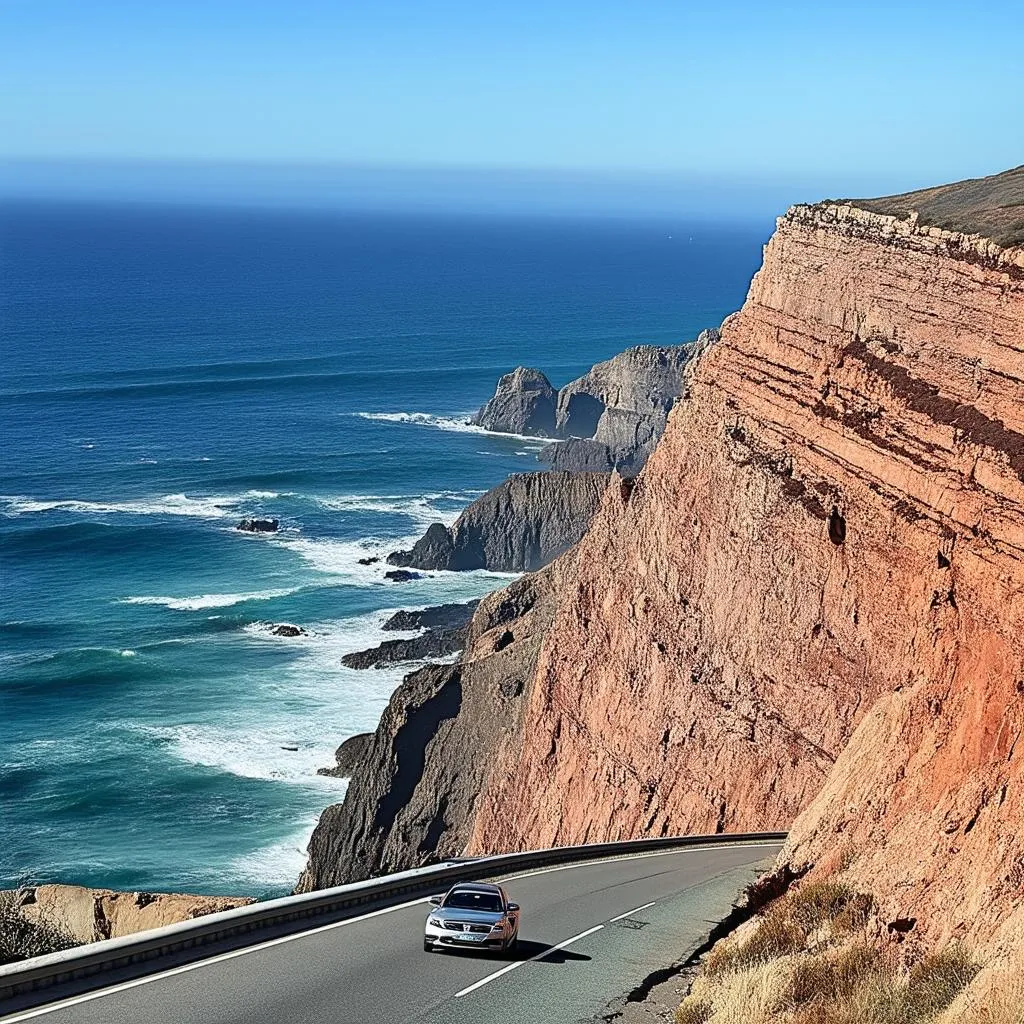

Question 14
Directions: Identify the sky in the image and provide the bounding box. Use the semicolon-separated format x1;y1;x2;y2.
1;0;1022;216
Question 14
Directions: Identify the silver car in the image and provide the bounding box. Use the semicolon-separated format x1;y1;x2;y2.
423;882;520;955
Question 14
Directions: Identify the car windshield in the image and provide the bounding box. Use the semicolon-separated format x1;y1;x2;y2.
444;890;503;912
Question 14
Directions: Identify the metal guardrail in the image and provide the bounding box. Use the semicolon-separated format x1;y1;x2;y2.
0;831;785;1004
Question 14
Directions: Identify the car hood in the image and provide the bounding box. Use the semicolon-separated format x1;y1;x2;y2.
434;908;505;923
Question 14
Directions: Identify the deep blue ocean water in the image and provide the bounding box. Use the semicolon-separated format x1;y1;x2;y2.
0;200;766;897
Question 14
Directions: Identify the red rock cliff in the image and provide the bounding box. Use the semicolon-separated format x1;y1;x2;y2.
463;200;1024;955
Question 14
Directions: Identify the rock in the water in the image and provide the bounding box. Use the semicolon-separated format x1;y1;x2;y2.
470;367;557;437
357;556;380;566
382;600;480;632
271;623;306;637
386;471;609;573
341;626;467;670
384;569;424;582
237;518;279;533
317;732;373;778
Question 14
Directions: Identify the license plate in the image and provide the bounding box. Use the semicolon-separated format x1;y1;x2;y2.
457;933;483;942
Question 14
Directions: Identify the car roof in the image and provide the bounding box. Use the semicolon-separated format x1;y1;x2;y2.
448;882;503;894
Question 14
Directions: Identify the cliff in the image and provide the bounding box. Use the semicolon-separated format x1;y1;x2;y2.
387;471;608;572
301;170;1024;983
473;340;711;473
464;198;1023;956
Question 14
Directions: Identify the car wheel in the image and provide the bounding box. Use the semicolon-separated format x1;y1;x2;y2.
506;934;518;957
423;938;433;952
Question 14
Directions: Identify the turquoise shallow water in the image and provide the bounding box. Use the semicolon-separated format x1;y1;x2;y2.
0;200;767;897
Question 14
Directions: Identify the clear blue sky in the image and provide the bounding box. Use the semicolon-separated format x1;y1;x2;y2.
1;0;1021;213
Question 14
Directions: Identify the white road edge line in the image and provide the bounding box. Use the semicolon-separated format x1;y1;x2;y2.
454;925;605;998
2;843;781;1022
609;901;655;923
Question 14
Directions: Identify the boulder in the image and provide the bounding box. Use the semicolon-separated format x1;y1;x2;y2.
270;624;306;638
357;556;380;566
470;367;557;437
384;569;424;582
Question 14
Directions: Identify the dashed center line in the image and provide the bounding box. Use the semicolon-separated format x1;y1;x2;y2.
454;925;605;998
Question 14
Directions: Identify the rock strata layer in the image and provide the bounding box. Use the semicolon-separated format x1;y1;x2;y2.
386;471;609;572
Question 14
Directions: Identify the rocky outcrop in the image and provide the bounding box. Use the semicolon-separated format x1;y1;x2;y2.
472;338;715;473
296;568;560;889
302;172;1024;982
552;341;704;471
386;471;609;572
382;600;479;632
470;367;558;436
317;732;373;778
340;627;466;669
8;885;252;947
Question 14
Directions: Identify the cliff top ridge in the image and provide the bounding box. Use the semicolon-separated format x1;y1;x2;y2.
842;164;1024;247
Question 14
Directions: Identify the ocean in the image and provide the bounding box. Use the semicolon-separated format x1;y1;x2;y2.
0;200;766;898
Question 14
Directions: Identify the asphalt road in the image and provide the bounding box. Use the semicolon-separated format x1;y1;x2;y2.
3;842;781;1024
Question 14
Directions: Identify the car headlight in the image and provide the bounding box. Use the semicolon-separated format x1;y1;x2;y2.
427;915;443;927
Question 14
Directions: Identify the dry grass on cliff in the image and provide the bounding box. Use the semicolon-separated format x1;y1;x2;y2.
0;891;78;965
676;881;983;1024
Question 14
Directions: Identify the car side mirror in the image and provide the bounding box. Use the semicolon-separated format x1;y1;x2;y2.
506;903;520;912
428;895;443;906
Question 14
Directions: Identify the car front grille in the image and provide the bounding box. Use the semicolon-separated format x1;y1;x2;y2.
442;921;491;933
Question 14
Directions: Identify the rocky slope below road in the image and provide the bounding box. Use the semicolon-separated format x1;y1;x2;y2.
301;170;1024;995
387;471;608;572
3;885;252;955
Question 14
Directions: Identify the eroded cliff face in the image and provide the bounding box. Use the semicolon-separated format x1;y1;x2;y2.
462;203;1024;954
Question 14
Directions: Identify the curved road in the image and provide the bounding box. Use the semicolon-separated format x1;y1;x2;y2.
3;842;780;1024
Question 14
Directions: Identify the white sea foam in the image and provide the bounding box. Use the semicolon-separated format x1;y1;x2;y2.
120;588;298;611
228;815;329;889
119;649;136;657
313;490;479;528
0;492;247;519
351;411;556;445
